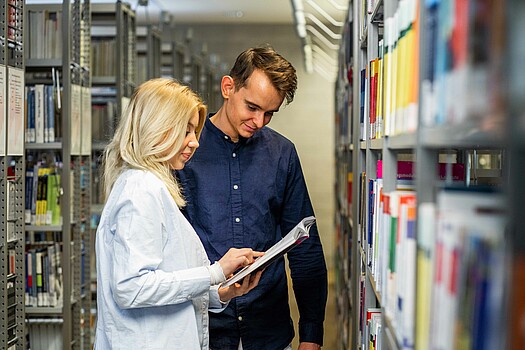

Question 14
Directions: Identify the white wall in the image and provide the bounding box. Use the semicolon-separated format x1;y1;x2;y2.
167;24;336;269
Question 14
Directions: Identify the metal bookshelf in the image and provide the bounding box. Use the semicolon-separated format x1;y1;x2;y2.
136;24;161;85
90;0;136;151
160;39;185;81
335;0;516;349
23;1;91;349
89;2;136;344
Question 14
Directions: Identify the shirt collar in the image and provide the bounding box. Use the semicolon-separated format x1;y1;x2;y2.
205;113;248;145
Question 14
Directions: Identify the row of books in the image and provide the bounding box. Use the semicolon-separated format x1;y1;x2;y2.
360;0;420;141
25;244;63;308
25;82;93;158
362;177;507;348
416;188;506;350
27;10;63;60
363;307;383;350
25;82;62;144
361;159;467;348
25;164;62;226
92;100;117;143
7;279;16;342
420;0;505;129
91;39;117;77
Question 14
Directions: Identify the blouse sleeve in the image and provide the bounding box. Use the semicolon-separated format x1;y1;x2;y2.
108;186;212;309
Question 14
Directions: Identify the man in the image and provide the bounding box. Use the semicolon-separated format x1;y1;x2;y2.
177;46;327;350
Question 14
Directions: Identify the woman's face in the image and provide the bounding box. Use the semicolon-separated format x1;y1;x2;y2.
168;111;200;170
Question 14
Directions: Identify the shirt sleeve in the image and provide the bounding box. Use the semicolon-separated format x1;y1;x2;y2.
208;285;229;312
282;146;328;345
109;186;212;309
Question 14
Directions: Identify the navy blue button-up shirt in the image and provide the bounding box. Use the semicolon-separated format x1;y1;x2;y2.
176;116;328;350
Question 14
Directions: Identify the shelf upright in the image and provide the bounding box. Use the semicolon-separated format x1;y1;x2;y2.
1;0;25;348
506;0;525;348
74;0;92;347
90;1;136;339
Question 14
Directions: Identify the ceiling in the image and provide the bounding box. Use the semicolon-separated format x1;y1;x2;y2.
130;0;349;80
132;0;347;25
138;0;294;24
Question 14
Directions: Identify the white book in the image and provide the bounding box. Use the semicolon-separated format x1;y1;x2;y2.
222;216;316;287
34;84;45;143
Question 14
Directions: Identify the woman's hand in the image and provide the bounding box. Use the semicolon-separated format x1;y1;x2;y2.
217;248;264;276
218;270;263;302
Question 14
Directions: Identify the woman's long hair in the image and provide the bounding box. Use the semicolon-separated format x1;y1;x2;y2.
102;78;206;207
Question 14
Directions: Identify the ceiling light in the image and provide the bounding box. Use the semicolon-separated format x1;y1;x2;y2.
225;10;244;18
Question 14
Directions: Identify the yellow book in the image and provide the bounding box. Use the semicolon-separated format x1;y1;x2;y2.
384;18;393;136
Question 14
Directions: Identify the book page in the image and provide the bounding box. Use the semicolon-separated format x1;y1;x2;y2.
222;216;316;287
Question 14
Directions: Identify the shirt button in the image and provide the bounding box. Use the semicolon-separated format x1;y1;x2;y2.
238;316;243;321
232;152;237;158
235;217;240;223
224;135;229;140
233;185;238;190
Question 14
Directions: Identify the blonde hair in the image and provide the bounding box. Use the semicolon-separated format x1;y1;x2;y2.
102;78;206;207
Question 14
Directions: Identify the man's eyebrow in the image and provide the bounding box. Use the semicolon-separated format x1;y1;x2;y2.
245;99;280;113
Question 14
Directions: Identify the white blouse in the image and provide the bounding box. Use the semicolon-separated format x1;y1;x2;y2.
94;169;225;350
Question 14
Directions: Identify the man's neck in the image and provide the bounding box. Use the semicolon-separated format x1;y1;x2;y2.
210;108;239;142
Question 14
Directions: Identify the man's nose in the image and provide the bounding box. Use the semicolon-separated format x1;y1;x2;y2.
253;112;265;128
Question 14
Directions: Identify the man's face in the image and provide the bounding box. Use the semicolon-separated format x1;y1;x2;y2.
224;69;284;139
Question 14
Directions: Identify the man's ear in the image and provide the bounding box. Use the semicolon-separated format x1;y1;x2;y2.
221;75;235;99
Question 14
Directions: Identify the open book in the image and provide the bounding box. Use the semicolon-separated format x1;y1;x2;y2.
222;216;316;287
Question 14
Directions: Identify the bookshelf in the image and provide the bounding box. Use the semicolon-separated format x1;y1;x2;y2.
334;9;354;350
90;0;135;151
181;36;222;112
24;1;91;349
136;24;161;85
90;1;136;342
335;0;519;348
160;40;185;81
1;0;25;349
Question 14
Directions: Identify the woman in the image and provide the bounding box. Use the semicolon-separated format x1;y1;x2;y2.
94;78;262;350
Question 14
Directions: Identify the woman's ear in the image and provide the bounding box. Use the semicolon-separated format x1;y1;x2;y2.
221;75;235;99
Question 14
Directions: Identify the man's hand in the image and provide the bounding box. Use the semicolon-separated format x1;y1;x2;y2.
298;342;321;350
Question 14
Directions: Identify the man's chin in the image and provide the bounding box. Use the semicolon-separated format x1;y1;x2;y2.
240;129;257;139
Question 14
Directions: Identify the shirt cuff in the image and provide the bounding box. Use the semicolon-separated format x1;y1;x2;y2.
207;261;226;285
209;285;229;312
